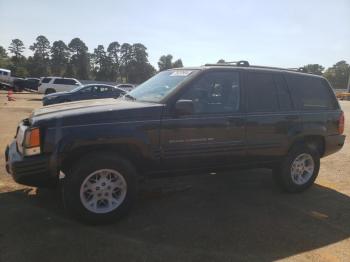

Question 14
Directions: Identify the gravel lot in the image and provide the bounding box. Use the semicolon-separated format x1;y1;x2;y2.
0;90;349;262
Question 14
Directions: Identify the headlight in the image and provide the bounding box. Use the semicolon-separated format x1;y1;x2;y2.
23;128;41;156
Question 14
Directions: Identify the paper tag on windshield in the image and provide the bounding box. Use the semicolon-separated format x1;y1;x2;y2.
170;70;193;76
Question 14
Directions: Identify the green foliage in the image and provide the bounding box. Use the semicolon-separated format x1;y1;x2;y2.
172;59;183;68
302;64;324;75
68;38;90;80
27;35;51;77
0;45;11;68
7;35;348;89
8;39;25;59
158;54;173;71
51;40;70;76
92;45;113;81
128;43;155;83
323;61;350;89
107;41;120;81
158;54;184;71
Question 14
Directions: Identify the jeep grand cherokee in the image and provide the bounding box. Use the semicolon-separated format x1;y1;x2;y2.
5;61;345;224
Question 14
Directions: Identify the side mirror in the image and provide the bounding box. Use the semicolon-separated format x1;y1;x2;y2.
175;100;194;116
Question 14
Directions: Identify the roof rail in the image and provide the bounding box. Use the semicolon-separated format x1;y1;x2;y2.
204;61;308;73
204;60;250;67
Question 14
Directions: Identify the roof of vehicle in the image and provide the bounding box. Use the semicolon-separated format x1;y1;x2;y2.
171;60;324;79
0;68;11;72
41;76;80;80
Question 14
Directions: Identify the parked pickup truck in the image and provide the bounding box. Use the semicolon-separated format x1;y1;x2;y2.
0;68;22;89
5;61;346;224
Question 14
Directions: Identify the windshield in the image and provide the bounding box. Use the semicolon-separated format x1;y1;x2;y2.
127;70;197;102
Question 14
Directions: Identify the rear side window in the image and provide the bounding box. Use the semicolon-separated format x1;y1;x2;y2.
53;78;77;85
246;72;278;112
3;71;8;76
285;74;338;110
274;74;293;111
42;77;51;83
98;86;113;92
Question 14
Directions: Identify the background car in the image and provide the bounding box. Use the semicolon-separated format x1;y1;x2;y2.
42;84;126;105
13;78;40;92
38;77;82;94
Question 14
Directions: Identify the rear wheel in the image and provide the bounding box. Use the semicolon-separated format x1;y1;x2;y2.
273;144;320;193
62;153;138;224
45;88;56;94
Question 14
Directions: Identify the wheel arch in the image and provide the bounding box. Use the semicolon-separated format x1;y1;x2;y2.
59;143;150;176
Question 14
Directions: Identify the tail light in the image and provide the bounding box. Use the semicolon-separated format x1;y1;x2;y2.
338;111;345;134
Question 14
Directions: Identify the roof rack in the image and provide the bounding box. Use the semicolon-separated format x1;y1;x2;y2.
204;60;308;73
205;60;250;67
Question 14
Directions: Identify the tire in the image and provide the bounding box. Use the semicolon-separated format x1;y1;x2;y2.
273;144;320;193
61;153;138;224
45;88;56;94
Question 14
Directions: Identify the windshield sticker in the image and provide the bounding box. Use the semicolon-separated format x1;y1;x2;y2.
170;70;193;77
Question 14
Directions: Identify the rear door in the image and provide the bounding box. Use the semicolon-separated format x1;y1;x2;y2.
160;70;246;170
245;71;300;162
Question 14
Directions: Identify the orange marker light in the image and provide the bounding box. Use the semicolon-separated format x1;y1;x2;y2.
26;128;40;148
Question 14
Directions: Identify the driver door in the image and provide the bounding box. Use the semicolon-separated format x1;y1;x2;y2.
160;70;246;170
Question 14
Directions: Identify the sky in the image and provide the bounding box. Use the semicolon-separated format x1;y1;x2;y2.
0;0;349;69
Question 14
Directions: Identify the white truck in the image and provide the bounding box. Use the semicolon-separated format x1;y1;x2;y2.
0;68;26;91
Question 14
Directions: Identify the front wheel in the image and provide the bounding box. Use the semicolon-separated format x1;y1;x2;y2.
62;153;138;224
273;145;320;193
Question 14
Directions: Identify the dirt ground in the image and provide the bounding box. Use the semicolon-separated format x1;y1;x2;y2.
0;90;349;262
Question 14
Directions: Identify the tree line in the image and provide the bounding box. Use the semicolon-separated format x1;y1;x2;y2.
0;36;184;84
0;36;348;88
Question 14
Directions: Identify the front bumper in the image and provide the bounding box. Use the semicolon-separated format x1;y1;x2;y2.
5;140;57;187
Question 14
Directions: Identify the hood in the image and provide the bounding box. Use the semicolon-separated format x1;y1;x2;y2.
31;98;164;126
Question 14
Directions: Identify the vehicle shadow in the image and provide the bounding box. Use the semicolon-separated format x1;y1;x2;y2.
27;98;42;101
0;169;349;261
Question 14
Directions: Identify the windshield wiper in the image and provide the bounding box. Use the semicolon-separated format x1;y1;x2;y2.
123;94;136;101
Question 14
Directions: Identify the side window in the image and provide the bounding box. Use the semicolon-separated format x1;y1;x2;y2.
285;75;338;110
66;79;78;85
3;71;8;76
80;86;92;93
53;78;64;84
246;72;278;112
180;71;240;114
53;79;77;85
99;86;112;92
42;77;51;83
274;74;293;111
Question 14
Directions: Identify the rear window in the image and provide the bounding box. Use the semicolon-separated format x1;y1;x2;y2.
246;72;279;112
53;78;77;85
42;77;51;83
285;74;338;110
